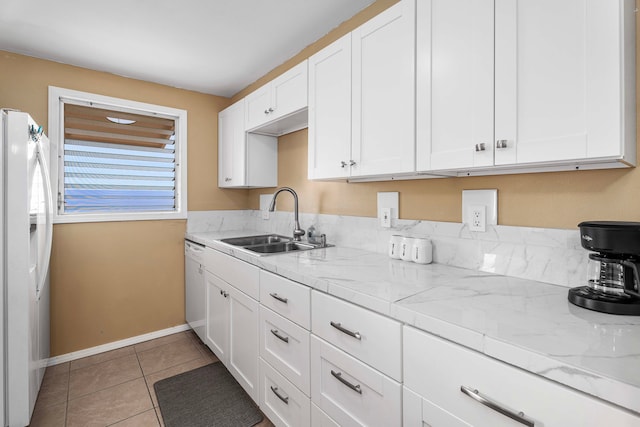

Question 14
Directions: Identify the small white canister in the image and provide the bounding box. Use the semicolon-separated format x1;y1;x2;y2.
400;237;415;261
412;238;432;264
388;235;403;259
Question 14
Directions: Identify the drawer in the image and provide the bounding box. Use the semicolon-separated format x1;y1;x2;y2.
259;358;311;427
260;270;311;329
404;326;640;427
204;248;259;299
403;386;470;427
311;403;340;427
311;291;402;381
310;335;402;427
259;306;310;396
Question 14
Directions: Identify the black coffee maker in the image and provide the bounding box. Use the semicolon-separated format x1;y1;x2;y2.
568;221;640;315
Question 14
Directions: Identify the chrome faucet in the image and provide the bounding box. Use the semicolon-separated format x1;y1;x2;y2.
269;187;305;241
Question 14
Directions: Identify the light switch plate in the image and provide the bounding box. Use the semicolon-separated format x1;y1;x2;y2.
260;194;273;220
377;192;399;227
462;189;497;231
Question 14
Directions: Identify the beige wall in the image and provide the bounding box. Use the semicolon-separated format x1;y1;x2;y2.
0;51;244;355
246;0;640;230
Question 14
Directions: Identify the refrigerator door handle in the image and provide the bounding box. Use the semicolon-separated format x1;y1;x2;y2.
35;138;53;299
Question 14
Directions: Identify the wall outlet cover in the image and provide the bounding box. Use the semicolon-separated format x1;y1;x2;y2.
462;189;497;230
260;194;273;220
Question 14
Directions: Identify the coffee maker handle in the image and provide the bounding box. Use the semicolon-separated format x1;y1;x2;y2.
621;260;640;298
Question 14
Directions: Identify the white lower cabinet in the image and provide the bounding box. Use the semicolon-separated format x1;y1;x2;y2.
259;358;311;427
310;335;402;427
205;271;229;362
404;326;640;427
311;291;402;382
259;306;310;396
204;249;259;403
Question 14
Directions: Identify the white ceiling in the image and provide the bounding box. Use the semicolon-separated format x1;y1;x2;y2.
0;0;375;97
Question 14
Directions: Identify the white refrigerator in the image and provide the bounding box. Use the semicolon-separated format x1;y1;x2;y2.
1;110;53;426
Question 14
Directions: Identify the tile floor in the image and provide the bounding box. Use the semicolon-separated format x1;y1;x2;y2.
29;330;274;427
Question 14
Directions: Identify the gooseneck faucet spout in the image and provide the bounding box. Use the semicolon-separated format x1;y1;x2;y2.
269;187;305;241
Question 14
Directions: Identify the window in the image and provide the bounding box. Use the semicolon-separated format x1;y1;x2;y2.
48;87;187;223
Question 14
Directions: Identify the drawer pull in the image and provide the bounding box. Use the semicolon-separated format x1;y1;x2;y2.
460;386;534;427
270;329;289;343
331;370;362;394
270;292;288;304
330;321;362;340
270;386;289;404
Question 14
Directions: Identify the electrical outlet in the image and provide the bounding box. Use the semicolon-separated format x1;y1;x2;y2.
381;207;391;228
469;205;486;232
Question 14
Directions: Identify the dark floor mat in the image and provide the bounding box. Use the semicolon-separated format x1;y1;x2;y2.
154;362;263;427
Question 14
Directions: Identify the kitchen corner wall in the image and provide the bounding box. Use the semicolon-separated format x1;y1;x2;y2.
244;0;640;230
0;51;244;355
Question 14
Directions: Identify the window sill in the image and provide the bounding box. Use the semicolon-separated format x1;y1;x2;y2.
53;210;187;224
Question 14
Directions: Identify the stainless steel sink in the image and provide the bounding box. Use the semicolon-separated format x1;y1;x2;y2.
247;241;317;254
218;234;329;256
220;234;291;247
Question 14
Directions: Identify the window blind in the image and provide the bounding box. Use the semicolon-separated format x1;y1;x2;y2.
62;105;177;213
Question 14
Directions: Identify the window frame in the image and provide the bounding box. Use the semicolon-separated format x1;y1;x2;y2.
48;86;188;224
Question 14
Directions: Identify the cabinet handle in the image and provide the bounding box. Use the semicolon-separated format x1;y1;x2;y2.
264;109;270;114
340;161;347;168
269;292;288;304
268;107;274;113
219;290;228;298
331;370;362;394
330;321;362;340
496;140;508;149
475;143;486;152
349;160;356;166
460;386;534;427
224;177;232;182
270;329;289;343
270;386;289;404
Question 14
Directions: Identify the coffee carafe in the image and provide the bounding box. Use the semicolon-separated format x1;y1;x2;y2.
568;221;640;315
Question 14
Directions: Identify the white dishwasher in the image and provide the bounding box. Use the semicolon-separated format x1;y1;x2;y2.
185;239;206;342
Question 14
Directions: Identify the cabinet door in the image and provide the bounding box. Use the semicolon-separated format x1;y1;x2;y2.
271;60;308;122
308;34;352;180
228;284;260;403
404;326;640;427
351;0;416;177
245;85;272;131
310;336;402;427
218;99;246;187
416;0;494;171
205;271;229;363
259;358;311;427
494;0;629;165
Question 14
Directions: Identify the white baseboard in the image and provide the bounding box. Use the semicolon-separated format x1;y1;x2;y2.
47;324;191;366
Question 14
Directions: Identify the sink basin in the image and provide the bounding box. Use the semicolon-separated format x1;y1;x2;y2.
218;234;329;256
248;241;316;254
220;234;291;247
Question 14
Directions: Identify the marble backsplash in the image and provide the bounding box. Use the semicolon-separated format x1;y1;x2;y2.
187;210;587;288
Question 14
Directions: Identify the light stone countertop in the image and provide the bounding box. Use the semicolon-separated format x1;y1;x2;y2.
186;230;640;416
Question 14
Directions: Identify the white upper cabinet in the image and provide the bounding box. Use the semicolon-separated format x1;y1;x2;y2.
218;99;277;189
494;0;635;167
416;0;494;172
351;0;415;177
308;0;416;180
417;0;636;173
308;34;352;180
245;60;309;135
